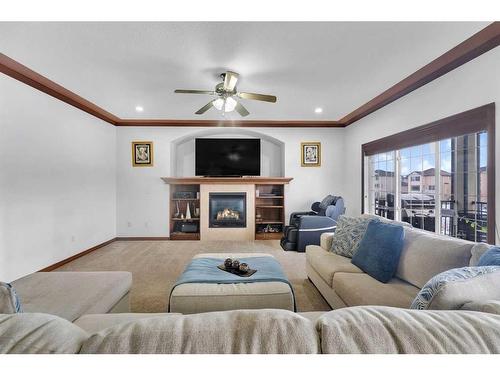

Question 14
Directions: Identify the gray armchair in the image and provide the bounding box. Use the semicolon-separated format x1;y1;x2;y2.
280;196;345;252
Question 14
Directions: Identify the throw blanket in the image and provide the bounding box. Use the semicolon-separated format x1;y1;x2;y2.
170;257;296;311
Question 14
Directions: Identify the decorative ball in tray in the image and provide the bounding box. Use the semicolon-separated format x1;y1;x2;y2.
218;258;257;277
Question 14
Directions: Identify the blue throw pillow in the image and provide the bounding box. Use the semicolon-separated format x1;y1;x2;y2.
477;247;500;266
351;220;404;283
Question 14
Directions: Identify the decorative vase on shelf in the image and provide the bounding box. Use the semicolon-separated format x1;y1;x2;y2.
175;201;180;218
186;202;192;220
194;208;200;218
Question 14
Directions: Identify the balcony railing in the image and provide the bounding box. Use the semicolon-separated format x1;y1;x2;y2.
373;197;488;242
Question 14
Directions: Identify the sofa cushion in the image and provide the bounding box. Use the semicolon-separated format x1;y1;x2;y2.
80;309;319;354
396;228;474;288
330;215;378;258
351;221;404;283
74;313;181;334
320;232;335;250
0;313;89;354
470;242;492;266
461;300;500;315
333;272;419;308
0;282;22;314
11;271;132;321
477;247;500;266
316;306;500;354
306;245;363;287
410;266;500;310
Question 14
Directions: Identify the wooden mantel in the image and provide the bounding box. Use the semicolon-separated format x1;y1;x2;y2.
161;177;293;185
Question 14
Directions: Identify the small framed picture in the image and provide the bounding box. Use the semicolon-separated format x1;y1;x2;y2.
132;141;154;167
301;142;321;167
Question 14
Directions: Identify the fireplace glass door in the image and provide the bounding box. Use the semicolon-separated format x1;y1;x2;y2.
209;193;247;228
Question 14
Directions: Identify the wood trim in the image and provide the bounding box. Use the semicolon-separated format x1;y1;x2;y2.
162;176;293;184
342;22;500;126
362;103;495;155
38;238;117;272
115;237;170;240
361;103;496;244
1;24;498;128
0;53;119;125
485;104;496;244
116;119;343;127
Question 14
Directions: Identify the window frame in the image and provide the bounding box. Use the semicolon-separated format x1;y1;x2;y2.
361;103;496;244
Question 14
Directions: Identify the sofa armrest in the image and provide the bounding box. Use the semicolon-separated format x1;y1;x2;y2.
320;232;335;251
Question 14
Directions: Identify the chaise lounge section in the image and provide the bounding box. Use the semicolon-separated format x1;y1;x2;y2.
11;271;132;321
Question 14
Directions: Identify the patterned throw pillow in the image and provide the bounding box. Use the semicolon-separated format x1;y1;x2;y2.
410;266;500;310
330;215;379;258
477;246;500;266
0;282;23;313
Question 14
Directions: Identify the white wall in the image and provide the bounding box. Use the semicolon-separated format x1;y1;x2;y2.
343;47;500;243
116;127;345;237
0;75;117;281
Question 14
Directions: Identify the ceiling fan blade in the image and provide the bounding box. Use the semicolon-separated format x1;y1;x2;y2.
235;102;250;117
223;71;239;92
174;89;215;95
237;92;277;103
195;100;215;115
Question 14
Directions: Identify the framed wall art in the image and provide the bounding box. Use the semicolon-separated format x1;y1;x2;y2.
132;141;154;167
301;142;321;167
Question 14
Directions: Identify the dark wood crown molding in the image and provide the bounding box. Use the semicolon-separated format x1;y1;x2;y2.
1;23;498;128
0;53;120;125
117;119;343;127
341;22;500;126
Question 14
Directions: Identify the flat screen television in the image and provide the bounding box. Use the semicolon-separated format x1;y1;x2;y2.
195;138;261;176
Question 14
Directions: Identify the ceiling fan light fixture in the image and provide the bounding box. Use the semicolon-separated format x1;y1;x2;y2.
212;96;237;113
175;70;276;117
224;96;237;112
212;98;224;111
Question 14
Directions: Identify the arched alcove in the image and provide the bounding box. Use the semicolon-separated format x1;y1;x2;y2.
170;128;285;177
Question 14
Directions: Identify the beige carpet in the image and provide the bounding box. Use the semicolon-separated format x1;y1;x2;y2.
55;240;330;313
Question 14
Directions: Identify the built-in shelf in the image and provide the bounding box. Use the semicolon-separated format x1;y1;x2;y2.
170;232;200;240
254;183;285;240
255;232;283;240
162;177;291;241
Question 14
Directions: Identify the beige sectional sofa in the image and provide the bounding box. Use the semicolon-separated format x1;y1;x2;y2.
2;303;500;354
306;225;492;309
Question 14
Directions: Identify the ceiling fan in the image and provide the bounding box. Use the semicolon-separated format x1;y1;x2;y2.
174;71;277;117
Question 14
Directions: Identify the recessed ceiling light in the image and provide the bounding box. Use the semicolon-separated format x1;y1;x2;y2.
314;107;323;114
135;106;144;112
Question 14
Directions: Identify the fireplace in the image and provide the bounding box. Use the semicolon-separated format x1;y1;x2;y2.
209;192;247;228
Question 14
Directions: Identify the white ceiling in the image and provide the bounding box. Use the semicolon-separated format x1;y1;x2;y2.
0;22;489;120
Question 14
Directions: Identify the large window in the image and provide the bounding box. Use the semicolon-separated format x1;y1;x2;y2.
362;104;495;244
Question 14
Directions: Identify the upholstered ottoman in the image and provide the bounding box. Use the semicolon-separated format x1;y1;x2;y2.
169;253;295;314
